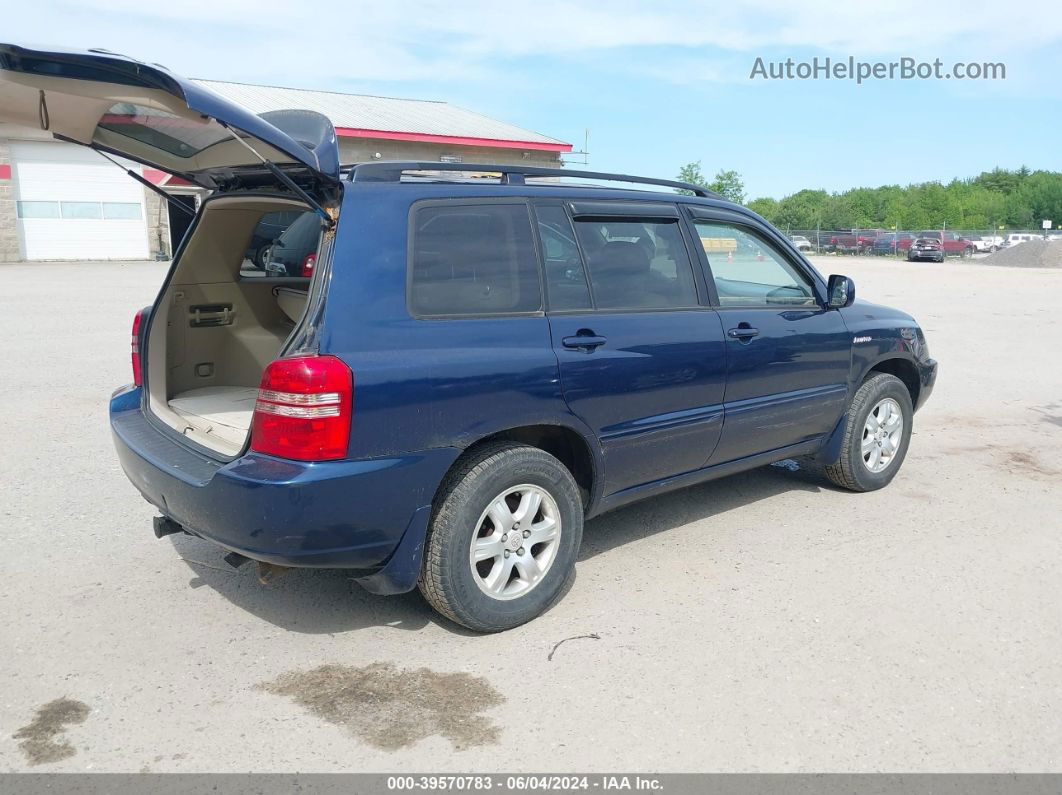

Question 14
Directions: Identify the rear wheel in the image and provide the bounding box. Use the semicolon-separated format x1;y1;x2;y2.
419;443;583;632
824;373;913;492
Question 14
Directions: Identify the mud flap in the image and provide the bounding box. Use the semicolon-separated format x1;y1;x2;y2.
814;412;849;466
354;504;434;595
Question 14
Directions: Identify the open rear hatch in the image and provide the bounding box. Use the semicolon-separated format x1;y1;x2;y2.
0;44;340;457
0;43;340;194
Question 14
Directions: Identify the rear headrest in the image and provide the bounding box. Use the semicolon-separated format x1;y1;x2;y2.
591;240;651;277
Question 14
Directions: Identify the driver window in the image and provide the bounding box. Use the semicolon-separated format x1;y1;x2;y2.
535;205;592;311
694;221;817;307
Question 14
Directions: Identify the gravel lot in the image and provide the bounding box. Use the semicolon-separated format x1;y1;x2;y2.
1;255;1060;772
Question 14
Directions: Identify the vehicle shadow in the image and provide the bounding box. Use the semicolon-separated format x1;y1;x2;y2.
579;460;829;562
168;461;828;635
169;533;445;635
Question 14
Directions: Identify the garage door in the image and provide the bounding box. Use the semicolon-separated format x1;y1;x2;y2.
11;141;149;260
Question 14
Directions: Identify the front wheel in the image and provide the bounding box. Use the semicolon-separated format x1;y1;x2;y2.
419;443;583;632
824;373;913;492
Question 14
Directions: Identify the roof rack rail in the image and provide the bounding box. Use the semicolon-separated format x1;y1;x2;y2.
347;161;721;199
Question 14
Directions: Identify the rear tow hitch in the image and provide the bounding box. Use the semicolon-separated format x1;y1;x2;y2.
223;551;252;569
153;516;185;539
256;562;291;585
219;553;291;585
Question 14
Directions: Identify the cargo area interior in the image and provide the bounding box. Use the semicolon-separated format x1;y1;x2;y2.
145;195;317;456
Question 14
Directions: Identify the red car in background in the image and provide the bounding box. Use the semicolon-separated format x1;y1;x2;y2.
870;232;915;255
918;231;975;258
831;228;885;254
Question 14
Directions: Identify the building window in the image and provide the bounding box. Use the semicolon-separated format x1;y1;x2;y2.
16;201;143;220
103;202;143;220
15;201;61;219
61;202;104;219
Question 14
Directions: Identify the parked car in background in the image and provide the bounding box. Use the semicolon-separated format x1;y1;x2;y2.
870;233;914;255
1002;233;1040;248
244;210;303;268
967;235;1002;253
832;228;884;254
908;237;945;262
789;235;813;252
263;211;321;277
917;231;974;258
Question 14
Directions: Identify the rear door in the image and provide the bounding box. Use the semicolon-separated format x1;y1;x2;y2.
688;209;852;464
0;43;339;189
535;200;727;496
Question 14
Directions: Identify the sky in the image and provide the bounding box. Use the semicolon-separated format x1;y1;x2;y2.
5;0;1061;199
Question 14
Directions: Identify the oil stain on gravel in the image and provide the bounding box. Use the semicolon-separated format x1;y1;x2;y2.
14;698;90;766
258;663;504;751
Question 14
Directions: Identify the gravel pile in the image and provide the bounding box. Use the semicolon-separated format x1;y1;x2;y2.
981;239;1062;268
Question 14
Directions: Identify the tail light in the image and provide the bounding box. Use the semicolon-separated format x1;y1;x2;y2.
300;253;317;277
131;307;149;386
250;355;352;461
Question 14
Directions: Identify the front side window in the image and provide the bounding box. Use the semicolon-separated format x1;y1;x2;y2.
572;218;698;310
410;203;541;316
694;221;818;307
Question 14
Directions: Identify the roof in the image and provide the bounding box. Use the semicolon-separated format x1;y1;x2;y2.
192;79;571;153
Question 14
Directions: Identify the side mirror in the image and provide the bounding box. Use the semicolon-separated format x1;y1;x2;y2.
827;274;856;308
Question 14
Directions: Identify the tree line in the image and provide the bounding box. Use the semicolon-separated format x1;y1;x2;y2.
676;162;1062;231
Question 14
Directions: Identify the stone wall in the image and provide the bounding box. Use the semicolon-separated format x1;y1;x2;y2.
0;139;19;263
143;185;170;260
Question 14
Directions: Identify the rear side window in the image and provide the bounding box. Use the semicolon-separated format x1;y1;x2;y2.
572;218;698;310
410;204;541;316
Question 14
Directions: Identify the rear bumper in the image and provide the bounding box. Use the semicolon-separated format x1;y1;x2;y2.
110;386;458;585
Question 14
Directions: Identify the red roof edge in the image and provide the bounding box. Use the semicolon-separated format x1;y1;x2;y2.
335;127;572;152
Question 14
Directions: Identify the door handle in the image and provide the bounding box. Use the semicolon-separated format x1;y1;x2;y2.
727;326;760;340
562;332;607;351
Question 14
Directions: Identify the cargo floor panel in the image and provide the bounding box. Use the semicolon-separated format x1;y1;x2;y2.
168;386;258;456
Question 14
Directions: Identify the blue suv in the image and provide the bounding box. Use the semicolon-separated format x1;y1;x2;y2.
1;45;936;631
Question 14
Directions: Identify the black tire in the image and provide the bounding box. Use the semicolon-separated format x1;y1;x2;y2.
252;245;270;269
824;373;914;492
418;442;583;632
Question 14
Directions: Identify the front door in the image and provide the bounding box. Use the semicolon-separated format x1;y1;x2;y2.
690;215;852;464
534;202;727;497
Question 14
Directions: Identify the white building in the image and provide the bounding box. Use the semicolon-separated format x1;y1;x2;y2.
0;80;570;262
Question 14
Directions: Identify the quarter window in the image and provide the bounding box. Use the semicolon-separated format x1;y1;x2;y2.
534;206;592;311
572;218;698;309
410;204;541;316
694;221;818;307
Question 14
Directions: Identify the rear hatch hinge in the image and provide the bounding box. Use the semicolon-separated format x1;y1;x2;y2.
220;123;335;230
